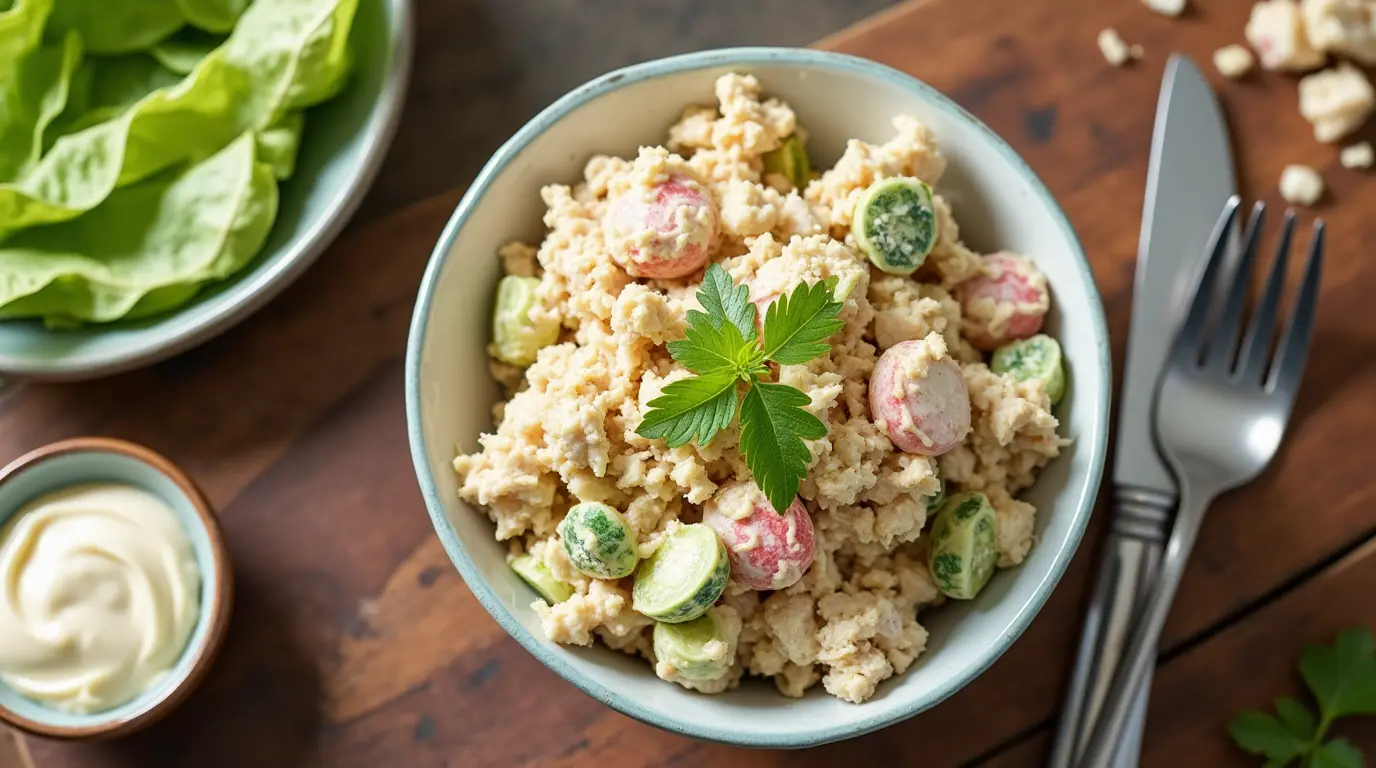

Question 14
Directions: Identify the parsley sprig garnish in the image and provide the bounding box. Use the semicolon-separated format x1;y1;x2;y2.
636;263;844;514
1228;627;1376;767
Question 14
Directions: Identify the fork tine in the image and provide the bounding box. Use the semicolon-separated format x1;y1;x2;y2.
1206;202;1266;372
1172;197;1242;367
1268;221;1325;397
1235;211;1296;381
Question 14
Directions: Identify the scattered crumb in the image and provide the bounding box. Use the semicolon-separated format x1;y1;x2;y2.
1246;0;1328;72
1279;164;1326;205
1302;0;1376;65
1340;141;1374;168
1098;28;1143;67
1298;63;1376;143
1143;0;1188;16
1213;44;1257;78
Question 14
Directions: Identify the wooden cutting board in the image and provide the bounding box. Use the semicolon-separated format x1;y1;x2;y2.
5;0;1376;765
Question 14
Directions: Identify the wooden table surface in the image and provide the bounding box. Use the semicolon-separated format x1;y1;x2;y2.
5;0;1376;765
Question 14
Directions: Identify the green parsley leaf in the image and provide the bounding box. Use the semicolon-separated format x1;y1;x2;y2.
636;370;739;448
1227;711;1306;765
739;382;827;514
1312;739;1364;768
668;311;764;378
637;264;843;510
1229;628;1376;766
696;263;757;341
1300;627;1376;720
1273;697;1318;741
761;277;845;365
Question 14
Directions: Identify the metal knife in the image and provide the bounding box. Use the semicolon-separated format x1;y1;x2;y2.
1049;54;1236;768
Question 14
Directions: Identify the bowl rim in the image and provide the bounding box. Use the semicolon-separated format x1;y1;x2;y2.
0;0;416;383
0;436;234;740
405;46;1111;748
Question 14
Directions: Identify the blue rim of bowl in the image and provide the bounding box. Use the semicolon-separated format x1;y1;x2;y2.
405;46;1111;748
0;0;416;382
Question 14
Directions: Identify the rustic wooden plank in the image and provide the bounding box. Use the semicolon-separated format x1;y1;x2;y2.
980;733;1048;768
356;0;900;221
0;729;32;768
12;0;1376;764
985;539;1376;767
1138;539;1376;766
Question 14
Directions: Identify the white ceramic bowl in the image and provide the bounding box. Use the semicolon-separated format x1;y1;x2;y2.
406;48;1110;748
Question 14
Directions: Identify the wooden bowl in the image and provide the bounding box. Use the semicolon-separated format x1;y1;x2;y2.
0;437;233;740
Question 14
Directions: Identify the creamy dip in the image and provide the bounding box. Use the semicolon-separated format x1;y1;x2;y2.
0;483;201;714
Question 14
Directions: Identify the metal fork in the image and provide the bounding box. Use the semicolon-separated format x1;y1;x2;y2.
1078;196;1325;766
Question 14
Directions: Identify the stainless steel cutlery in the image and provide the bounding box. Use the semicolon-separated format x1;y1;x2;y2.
1078;197;1325;766
1050;53;1236;768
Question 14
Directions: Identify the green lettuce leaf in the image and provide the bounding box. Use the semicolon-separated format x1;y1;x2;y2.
0;33;81;180
46;52;184;139
0;0;49;71
255;110;304;180
45;0;184;55
85;54;185;112
0;0;358;239
0;131;278;326
175;0;249;34
0;0;81;181
282;0;357;108
148;25;225;74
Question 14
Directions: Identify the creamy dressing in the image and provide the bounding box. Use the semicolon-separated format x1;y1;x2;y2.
0;484;201;714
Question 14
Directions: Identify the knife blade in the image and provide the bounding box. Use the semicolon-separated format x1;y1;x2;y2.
1050;54;1235;768
1117;53;1237;495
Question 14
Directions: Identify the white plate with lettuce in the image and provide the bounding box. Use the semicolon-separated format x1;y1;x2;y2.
0;0;412;380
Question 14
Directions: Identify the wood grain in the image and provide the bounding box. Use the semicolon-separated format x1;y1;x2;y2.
0;730;31;768
355;0;900;222
6;0;1376;765
973;538;1376;766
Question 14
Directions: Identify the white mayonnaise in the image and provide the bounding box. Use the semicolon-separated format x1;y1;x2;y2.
0;484;201;713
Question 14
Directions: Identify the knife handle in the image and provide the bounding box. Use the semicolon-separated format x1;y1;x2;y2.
1048;485;1173;768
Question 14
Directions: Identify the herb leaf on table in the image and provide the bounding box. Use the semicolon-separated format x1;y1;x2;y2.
1311;739;1364;768
1300;627;1376;719
1228;711;1308;765
1228;627;1376;767
1275;696;1319;741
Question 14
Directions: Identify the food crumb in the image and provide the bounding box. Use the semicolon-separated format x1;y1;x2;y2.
1143;0;1187;16
1098;28;1143;67
1302;0;1376;64
1298;63;1376;143
1246;0;1327;72
1340;141;1374;168
1213;44;1257;78
1279;164;1326;205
